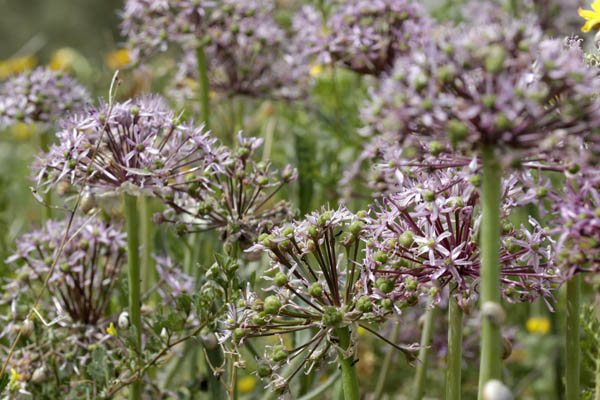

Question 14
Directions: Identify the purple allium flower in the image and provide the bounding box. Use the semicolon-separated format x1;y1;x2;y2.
2;216;126;328
154;132;297;246
0;67;90;129
363;166;558;309
293;0;430;76
551;168;600;279
222;206;416;393
360;19;600;153
33;95;218;196
122;0;307;99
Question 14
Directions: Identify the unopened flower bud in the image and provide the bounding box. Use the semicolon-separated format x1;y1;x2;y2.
31;366;47;384
502;337;512;360
118;312;130;329
201;333;219;350
483;379;513;400
22;318;34;338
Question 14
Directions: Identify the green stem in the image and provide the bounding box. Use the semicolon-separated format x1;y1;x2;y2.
40;131;52;220
413;305;437;400
446;296;463;400
139;196;153;295
334;327;360;400
205;342;227;400
125;194;142;400
374;322;401;400
477;145;502;399
196;45;211;130
566;274;581;400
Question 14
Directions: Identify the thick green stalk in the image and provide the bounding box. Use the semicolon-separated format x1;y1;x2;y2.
374;323;401;400
446;297;464;400
566;274;581;400
40;131;52;220
139;196;153;294
413;305;437;400
477;145;502;399
196;45;211;129
125;194;142;400
334;327;360;400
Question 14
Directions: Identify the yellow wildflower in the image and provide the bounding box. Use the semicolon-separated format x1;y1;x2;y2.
309;63;323;77
107;322;118;337
0;55;36;79
579;1;600;32
49;47;77;71
237;375;256;393
105;49;131;70
11;122;36;140
526;317;550;335
9;368;20;385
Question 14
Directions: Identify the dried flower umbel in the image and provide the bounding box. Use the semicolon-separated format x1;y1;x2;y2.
293;0;430;76
33;95;218;196
0;67;90;129
223;207;415;397
155;132;297;246
2;216;126;329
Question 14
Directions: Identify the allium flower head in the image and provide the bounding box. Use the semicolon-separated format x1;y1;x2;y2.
361;19;600;153
2;216;126;328
155;132;297;246
364;166;558;308
0;67;90;129
122;0;306;99
222;206;415;392
294;0;430;75
551;168;600;278
33;95;218;196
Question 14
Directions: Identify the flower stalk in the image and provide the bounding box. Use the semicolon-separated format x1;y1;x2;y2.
374;323;401;400
478;145;503;399
446;296;463;400
196;45;210;129
334;327;360;400
414;304;436;400
125;193;142;400
566;274;581;400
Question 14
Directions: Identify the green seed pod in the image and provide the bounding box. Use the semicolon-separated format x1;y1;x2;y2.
264;295;281;315
356;296;373;313
309;283;323;297
274;272;288;287
322;306;343;327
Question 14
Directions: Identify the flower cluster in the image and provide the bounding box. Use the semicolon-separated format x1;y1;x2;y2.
363;166;558;308
222;207;415;392
2;216;126;328
122;0;306;99
293;0;429;75
551;169;600;278
154;132;297;246
360;19;600;152
0;67;90;129
33;95;218;196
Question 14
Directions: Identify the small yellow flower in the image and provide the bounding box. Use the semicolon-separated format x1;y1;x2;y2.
49;47;76;71
526;317;550;335
579;1;600;32
9;368;20;384
0;55;36;79
309;63;323;77
105;49;131;70
237;375;256;393
11;122;36;140
107;322;118;337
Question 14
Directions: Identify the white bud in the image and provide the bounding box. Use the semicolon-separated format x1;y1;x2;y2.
118;312;129;330
201;333;219;350
22;318;34;338
160;327;169;342
80;191;97;214
31;366;47;384
481;301;505;326
483;379;513;400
